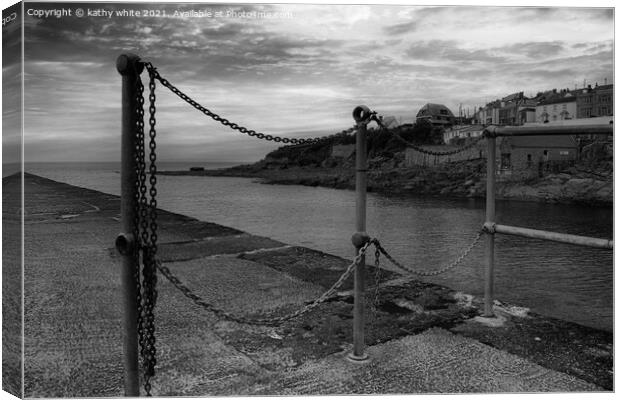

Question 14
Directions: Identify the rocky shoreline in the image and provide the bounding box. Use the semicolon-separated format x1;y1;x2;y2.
159;158;613;207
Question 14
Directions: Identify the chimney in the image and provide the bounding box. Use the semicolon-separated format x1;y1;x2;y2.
604;78;608;85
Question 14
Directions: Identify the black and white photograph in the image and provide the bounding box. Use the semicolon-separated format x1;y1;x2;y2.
1;0;615;398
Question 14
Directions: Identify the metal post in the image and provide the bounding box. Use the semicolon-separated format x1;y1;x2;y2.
348;106;371;362
494;224;613;249
115;53;143;396
484;135;496;317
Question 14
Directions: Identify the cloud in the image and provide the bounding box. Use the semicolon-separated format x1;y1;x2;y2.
16;3;615;163
383;21;416;36
499;41;565;58
406;40;507;63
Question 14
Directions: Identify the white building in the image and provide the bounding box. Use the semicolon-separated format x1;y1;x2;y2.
536;94;577;123
443;124;485;144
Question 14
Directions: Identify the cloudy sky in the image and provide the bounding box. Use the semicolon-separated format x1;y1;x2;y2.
4;1;615;163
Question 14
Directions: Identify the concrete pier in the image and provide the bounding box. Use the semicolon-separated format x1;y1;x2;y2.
9;173;612;396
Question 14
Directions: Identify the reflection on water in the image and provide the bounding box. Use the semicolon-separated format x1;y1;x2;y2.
25;162;613;331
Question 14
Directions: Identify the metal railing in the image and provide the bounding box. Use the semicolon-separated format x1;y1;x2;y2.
117;53;614;392
480;123;614;316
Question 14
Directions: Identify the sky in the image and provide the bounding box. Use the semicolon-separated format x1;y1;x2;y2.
1;1;615;163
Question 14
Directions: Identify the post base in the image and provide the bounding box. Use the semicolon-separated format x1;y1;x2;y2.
346;352;370;363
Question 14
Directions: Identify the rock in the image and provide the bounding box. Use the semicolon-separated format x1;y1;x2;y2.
392;298;424;314
594;185;613;200
565;178;595;193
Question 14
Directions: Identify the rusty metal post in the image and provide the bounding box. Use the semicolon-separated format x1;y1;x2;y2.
484;135;496;317
115;53;143;396
347;105;372;362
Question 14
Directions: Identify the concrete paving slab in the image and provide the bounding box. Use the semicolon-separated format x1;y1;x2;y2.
160;255;325;315
157;234;285;262
258;328;602;395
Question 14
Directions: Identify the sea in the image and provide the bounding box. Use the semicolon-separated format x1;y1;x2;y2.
11;161;615;332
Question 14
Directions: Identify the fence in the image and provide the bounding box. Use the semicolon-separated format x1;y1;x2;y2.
116;54;613;396
480;124;614;316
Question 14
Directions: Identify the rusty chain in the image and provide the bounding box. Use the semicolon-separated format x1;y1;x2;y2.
133;71;159;396
368;247;383;326
157;241;374;326
142;62;357;145
371;230;483;277
372;115;486;157
132;75;146;394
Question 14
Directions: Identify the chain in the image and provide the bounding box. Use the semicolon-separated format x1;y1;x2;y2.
140;69;159;396
142;62;357;145
133;76;145;390
370;247;382;323
157;241;373;326
131;69;159;396
371;230;483;277
373;115;486;157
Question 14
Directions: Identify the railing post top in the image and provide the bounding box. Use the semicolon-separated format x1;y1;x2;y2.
483;126;498;138
351;232;371;249
116;53;144;76
352;105;372;124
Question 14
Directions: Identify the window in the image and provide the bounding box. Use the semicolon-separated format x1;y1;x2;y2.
501;153;511;169
527;154;532;166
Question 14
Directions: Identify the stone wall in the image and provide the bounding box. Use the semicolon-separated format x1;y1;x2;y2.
404;142;486;167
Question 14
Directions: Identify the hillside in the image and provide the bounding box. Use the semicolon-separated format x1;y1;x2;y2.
160;124;613;206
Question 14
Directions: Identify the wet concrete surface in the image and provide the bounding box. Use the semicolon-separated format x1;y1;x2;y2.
12;173;613;396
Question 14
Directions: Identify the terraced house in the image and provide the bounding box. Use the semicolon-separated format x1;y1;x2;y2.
536;91;577;123
576;83;613;118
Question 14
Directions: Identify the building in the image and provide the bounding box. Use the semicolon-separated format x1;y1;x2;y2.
416;103;456;127
516;99;537;125
576;83;613;119
476;100;501;125
443;124;485;144
499;134;578;178
536;93;577;123
380;116;399;129
495;92;542;126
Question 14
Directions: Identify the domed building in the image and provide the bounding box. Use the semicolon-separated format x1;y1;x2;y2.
415;103;456;127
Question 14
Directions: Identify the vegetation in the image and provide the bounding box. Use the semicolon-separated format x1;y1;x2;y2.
266;119;444;167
